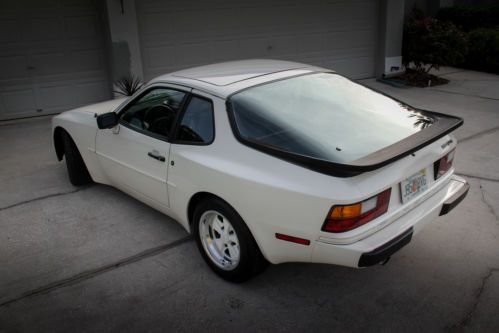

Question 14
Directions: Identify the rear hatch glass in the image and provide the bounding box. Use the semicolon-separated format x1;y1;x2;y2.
228;73;461;177
230;73;436;163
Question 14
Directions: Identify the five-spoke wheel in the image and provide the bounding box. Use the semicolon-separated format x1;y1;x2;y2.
193;197;268;282
199;211;240;270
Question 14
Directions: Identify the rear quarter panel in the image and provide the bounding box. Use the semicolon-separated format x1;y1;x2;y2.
169;95;459;265
168;95;364;264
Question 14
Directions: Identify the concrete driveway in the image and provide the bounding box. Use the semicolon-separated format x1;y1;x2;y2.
1;68;498;332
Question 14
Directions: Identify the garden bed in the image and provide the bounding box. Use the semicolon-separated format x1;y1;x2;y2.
392;69;449;88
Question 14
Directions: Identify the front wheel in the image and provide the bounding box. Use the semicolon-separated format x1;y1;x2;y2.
193;198;268;282
62;131;92;186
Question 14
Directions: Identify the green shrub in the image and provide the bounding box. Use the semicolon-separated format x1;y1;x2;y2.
465;28;499;74
402;11;467;73
437;5;499;32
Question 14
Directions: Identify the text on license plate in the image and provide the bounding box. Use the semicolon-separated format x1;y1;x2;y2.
400;169;428;204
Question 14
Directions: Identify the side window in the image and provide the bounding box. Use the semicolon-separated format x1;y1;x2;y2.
177;97;214;144
120;88;186;138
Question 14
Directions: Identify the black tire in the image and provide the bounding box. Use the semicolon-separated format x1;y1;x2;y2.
62;131;92;186
193;197;268;282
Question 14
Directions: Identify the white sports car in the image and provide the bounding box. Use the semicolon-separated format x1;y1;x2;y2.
52;59;469;282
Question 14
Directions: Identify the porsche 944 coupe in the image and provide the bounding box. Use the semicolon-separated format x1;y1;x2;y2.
52;60;469;281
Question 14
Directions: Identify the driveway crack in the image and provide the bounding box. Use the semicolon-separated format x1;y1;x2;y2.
0;187;89;212
428;88;499;101
479;183;499;224
0;236;193;308
447;267;499;330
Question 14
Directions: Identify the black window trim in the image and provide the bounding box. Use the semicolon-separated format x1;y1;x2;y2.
225;72;463;178
116;85;190;143
170;94;216;146
116;83;216;146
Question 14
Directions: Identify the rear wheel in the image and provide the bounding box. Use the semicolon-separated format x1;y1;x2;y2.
193;198;268;282
62;131;92;186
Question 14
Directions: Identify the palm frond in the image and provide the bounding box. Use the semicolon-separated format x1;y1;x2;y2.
113;76;144;96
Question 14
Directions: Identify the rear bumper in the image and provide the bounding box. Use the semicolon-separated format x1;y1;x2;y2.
439;182;470;216
358;227;413;267
311;175;468;268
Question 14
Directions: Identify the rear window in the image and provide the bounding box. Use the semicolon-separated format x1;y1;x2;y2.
229;73;435;163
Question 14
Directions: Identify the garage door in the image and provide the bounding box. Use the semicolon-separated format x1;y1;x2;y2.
0;0;110;120
137;0;378;82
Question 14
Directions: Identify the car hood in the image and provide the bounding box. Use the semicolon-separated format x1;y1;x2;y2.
66;98;127;116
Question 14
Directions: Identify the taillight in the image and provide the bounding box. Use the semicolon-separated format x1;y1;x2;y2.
434;149;455;180
322;188;392;233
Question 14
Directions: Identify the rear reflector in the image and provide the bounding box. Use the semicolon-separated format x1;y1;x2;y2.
322;188;392;233
275;233;310;246
434;149;455;180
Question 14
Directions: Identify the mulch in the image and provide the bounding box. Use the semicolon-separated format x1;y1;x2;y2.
391;69;449;87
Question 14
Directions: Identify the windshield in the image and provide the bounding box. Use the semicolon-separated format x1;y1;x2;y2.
229;73;435;164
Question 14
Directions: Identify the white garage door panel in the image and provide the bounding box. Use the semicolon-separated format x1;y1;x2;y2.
38;80;107;110
71;50;103;72
0;20;18;43
147;46;176;69
28;49;104;78
66;16;98;38
33;53;67;76
0;0;110;120
73;81;108;103
210;40;239;61
0;56;30;80
327;56;375;78
137;0;379;81
39;85;76;109
2;89;37;113
0;78;108;120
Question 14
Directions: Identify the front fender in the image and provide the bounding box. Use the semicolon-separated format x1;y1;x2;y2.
52;110;109;184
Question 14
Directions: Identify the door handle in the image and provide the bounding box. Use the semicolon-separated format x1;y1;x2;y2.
148;151;165;162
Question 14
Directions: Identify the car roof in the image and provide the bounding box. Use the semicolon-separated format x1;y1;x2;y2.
149;59;332;98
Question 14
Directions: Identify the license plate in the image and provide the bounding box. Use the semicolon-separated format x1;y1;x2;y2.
400;169;428;204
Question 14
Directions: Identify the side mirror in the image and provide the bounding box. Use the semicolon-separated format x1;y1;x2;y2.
96;112;118;129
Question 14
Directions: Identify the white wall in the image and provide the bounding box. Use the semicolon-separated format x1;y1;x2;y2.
105;0;143;80
377;0;405;77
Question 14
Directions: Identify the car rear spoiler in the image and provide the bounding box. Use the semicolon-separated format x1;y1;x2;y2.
236;111;462;177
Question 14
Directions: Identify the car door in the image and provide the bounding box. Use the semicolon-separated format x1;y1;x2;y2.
96;85;189;208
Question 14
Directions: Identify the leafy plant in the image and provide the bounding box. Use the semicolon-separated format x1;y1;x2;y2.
465;28;499;74
113;75;144;96
402;10;467;74
437;5;499;32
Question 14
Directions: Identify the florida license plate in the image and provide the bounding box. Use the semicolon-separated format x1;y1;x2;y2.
400;169;428;204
